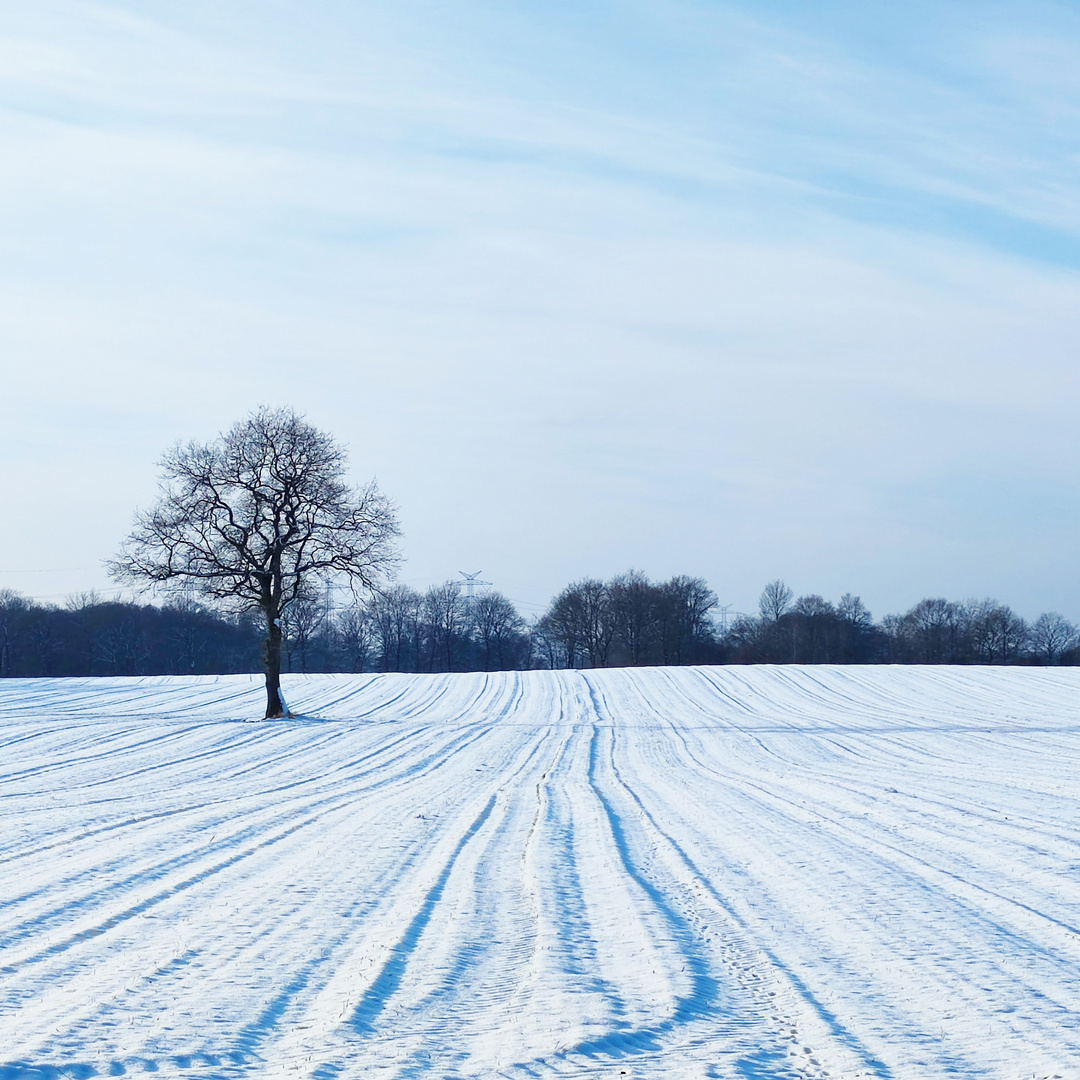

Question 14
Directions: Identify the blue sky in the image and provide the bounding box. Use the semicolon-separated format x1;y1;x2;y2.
2;0;1080;621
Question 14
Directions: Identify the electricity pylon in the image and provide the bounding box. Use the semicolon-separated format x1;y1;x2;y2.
459;571;491;612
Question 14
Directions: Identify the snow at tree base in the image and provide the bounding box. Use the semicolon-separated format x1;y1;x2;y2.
1;667;1078;1079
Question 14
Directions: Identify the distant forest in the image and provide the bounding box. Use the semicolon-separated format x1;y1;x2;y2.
1;573;1077;677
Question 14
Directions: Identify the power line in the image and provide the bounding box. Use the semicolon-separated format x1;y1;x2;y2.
508;597;547;612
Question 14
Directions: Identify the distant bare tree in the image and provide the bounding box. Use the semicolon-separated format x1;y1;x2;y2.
280;592;325;673
1029;612;1077;665
0;590;30;678
64;590;103;673
471;589;528;670
837;593;871;629
574;579;615;668
531;613;564;669
610;570;661;666
837;593;874;662
1000;608;1029;664
164;594;211;673
791;594;836;662
894;598;964;663
110;407;399;717
657;576;717;664
968;600;1027;665
542;585;587;668
369;584;422;671
759;579;794;624
423;581;466;672
95;606;151;675
333;604;375;672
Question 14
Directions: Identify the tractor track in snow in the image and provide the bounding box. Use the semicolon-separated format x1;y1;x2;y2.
1;667;1079;1079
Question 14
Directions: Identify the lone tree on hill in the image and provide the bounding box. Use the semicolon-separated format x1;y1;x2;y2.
110;407;400;717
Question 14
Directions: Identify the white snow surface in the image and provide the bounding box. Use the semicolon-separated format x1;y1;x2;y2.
1;666;1079;1080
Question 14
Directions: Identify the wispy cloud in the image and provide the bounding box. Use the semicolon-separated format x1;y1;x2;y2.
2;0;1079;616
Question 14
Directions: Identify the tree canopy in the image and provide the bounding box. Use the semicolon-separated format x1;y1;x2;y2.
110;407;399;716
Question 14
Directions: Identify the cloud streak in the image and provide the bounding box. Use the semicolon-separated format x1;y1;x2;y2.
2;0;1079;619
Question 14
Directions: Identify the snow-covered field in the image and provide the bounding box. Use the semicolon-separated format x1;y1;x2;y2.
2;667;1079;1080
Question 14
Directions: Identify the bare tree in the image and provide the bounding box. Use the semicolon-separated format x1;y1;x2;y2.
65;590;103;673
609;570;661;666
891;598;963;663
791;594;836;663
369;584;423;671
332;604;375;672
0;590;30;678
759;579;794;624
968;599;1027;665
837;593;871;629
280;591;325;673
657;576;717;664
538;572;715;668
542;585;587;668
543;578;619;669
575;579;616;668
165;593;211;674
531;613;564;669
1029;612;1077;665
423;581;467;672
471;589;528;670
837;593;874;662
110;407;399;717
95;606;151;675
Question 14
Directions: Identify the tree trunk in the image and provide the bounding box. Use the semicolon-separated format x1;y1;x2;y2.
263;613;286;718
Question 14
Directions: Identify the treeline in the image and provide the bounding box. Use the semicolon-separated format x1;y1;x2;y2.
725;580;1080;665
0;584;531;678
283;583;533;674
533;571;721;667
2;574;1078;677
0;591;261;678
